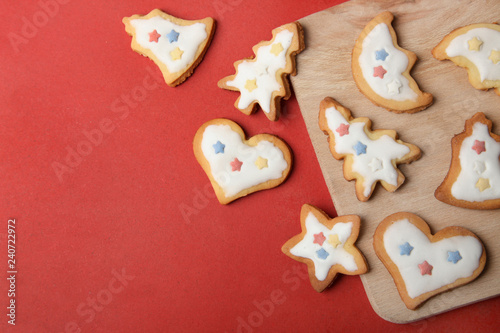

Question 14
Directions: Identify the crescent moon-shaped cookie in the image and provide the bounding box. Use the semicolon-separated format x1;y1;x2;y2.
352;12;433;113
432;23;500;96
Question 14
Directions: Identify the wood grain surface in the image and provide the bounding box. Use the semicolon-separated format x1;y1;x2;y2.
291;0;500;323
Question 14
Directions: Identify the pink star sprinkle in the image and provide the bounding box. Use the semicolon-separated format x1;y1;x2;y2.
230;158;243;172
373;66;387;79
471;140;486;155
336;123;350;137
418;261;433;276
149;30;161;43
313;232;326;246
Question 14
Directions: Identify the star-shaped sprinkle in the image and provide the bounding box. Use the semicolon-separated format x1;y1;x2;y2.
166;29;180;43
255;64;269;76
353;141;367;155
316;248;330;260
213;141;225;154
336;123;350;137
244;79;258;92
387;79;402;95
230;158;243;172
471;140;486;154
473;161;486;175
368;158;383;172
270;43;284;56
313;232;326;246
399;242;414;256
170;47;184;61
447;251;462;264
254;156;268;170
418;260;433;276
148;29;161;43
375;48;389;61
489;49;500;64
373;65;387;79
476;177;491;192
468;37;483;51
328;234;342;248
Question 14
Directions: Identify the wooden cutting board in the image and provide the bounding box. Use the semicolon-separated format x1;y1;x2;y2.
291;0;500;323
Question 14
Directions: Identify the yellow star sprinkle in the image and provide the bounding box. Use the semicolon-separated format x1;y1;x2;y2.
468;37;483;51
328;234;342;248
255;156;268;170
170;47;184;61
270;43;284;56
244;79;258;92
476;178;491;192
489;49;500;64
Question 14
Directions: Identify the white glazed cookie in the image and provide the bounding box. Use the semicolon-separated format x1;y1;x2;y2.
435;112;500;209
318;97;421;202
281;204;367;292
433;23;500;96
352;11;433;113
373;212;486;310
218;22;305;121
123;9;215;87
193;118;292;204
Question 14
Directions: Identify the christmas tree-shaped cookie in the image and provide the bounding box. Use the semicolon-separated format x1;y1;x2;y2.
435;112;500;209
218;22;305;121
123;9;215;87
319;97;421;201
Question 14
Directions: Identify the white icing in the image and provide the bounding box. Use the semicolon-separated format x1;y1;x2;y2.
358;23;418;101
200;124;288;197
290;212;357;281
324;106;411;198
383;218;483;299
130;16;207;74
451;122;500;201
445;27;500;82
225;29;294;113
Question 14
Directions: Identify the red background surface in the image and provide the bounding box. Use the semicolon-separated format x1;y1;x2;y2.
1;0;499;332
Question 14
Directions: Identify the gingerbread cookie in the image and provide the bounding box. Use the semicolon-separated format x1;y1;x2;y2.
435;112;500;209
433;23;500;96
318;97;421;201
218;22;305;121
282;204;367;292
123;9;215;87
373;212;486;310
193;119;292;204
352;12;433;113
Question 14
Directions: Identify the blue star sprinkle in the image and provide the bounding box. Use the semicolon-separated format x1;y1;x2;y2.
447;251;462;264
166;29;180;43
375;48;389;61
213;141;225;154
399;242;414;256
353;141;367;155
316;248;330;260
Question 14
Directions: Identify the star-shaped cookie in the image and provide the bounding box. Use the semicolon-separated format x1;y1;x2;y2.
281;204;368;292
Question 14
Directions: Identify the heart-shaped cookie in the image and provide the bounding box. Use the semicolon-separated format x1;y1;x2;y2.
193;119;292;204
373;212;486;310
